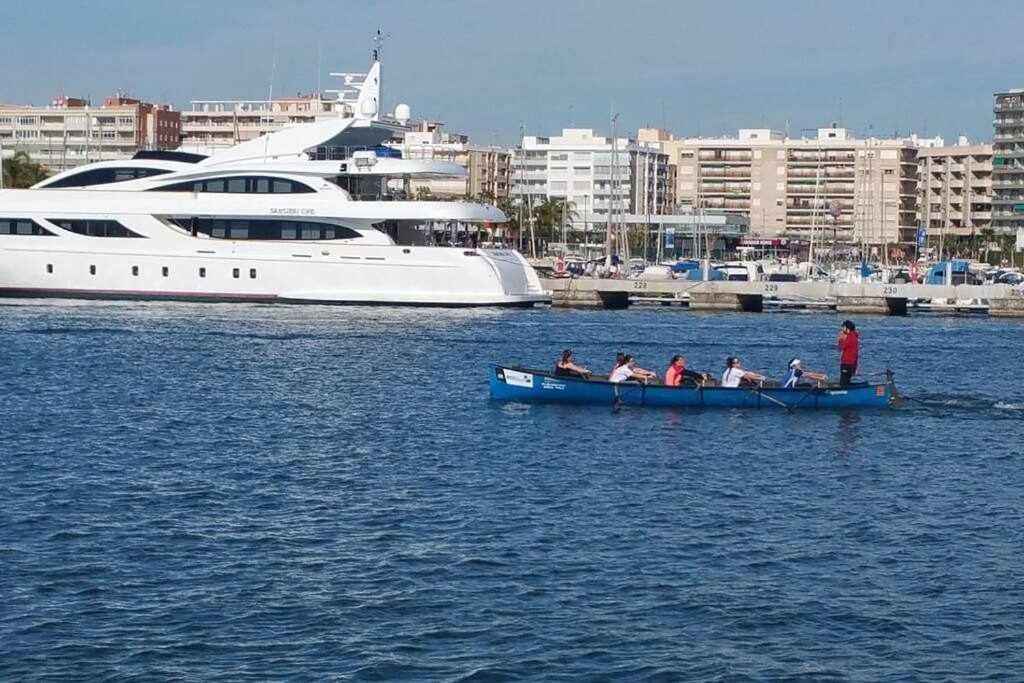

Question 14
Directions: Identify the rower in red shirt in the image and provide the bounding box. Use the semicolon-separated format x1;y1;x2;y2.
836;320;860;386
664;355;710;387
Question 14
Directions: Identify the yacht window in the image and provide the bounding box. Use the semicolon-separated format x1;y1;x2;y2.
90;265;96;275
132;266;139;276
199;267;206;278
167;217;360;241
249;269;257;279
48;219;144;238
232;268;240;279
0;219;55;236
46;264;53;273
153;176;314;194
162;266;169;277
45;167;171;188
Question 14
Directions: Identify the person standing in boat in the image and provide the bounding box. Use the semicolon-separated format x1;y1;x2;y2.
665;355;710;387
781;358;828;388
836;320;860;386
554;349;591;378
721;357;767;388
609;354;657;383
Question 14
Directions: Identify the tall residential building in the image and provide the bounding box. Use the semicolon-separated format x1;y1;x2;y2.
644;127;921;246
510;128;673;229
181;94;343;148
389;123;511;200
181;62;400;152
917;140;993;239
993;89;1024;234
0;94;180;172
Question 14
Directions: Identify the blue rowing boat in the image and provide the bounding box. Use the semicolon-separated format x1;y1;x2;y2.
490;365;898;410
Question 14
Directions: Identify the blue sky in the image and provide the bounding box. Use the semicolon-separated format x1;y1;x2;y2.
2;0;1018;144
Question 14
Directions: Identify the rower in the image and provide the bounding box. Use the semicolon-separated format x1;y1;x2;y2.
609;354;657;383
554;349;591;378
836;320;860;386
665;355;710;387
721;356;767;388
781;358;828;388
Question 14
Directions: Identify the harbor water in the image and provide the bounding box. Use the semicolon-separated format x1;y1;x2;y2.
3;300;1024;680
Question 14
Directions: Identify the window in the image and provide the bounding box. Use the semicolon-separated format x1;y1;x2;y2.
49;219;144;238
199;267;206;278
0;219;55;236
44;167;171;188
249;268;257;279
46;264;53;274
152;176;315;194
167;217;360;241
232;268;240;279
132;266;139;276
162;266;169;277
90;265;96;275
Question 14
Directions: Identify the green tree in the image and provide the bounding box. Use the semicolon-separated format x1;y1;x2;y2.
531;197;578;244
495;196;522;239
1;151;50;188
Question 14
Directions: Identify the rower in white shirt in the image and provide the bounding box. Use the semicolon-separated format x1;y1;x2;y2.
609;354;658;383
721;356;767;388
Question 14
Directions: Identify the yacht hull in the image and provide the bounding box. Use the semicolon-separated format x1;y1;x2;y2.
0;242;550;307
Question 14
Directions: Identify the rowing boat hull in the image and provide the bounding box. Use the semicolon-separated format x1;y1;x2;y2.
490;366;896;410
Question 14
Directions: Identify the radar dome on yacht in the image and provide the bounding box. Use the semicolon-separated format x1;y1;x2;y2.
394;103;411;123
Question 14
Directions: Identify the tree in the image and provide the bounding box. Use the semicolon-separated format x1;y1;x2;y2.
495;196;521;241
531;197;578;244
1;151;50;188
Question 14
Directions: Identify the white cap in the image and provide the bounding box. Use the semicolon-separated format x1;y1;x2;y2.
789;358;801;368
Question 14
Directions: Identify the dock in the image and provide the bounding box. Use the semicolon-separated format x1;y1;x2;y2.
543;277;1024;317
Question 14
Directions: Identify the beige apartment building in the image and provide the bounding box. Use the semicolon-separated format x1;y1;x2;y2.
0;94;180;172
641;126;920;246
392;123;511;200
917;141;993;238
180;94;343;148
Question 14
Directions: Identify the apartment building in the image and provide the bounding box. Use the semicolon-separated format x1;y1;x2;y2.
181;94;343;149
390;123;511;200
993;90;1024;234
0;94;180;172
917;140;993;238
510;128;673;229
644;127;920;246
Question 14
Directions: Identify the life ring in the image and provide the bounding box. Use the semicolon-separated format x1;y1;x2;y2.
554;256;566;275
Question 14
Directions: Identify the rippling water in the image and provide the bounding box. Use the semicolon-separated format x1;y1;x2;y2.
3;300;1023;680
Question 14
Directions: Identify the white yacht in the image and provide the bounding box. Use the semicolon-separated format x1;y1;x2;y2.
0;60;548;307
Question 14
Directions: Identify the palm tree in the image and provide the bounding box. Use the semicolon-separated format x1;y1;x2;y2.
1;151;50;188
531;197;578;245
495;196;521;242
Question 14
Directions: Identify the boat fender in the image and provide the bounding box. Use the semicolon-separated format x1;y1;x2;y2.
554;256;566;275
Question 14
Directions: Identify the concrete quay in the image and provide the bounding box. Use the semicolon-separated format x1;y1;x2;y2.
543;278;1024;317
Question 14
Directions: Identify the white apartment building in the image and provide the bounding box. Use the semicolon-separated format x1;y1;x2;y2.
917;139;993;238
643;126;921;246
510;128;673;230
0;94;180;172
